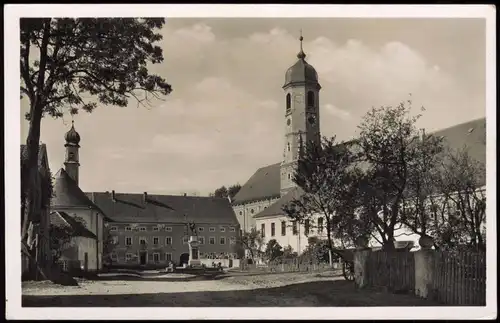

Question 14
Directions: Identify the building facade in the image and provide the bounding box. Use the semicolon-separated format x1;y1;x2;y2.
232;33;487;255
89;192;240;268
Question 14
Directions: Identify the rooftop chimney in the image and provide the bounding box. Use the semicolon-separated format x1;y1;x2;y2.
183;193;187;197
143;192;148;205
111;190;116;202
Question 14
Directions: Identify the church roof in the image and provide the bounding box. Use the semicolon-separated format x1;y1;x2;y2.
87;192;239;225
253;187;304;219
50;211;97;239
52;168;107;215
232;162;282;205
243;117;486;218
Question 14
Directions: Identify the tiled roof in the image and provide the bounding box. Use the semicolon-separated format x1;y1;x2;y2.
52;168;106;213
253;187;304;219
232;163;282;205
87;192;239;225
432;118;486;166
50;211;97;239
248;117;486;219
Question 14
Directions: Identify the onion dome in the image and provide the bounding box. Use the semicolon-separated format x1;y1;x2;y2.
284;31;319;87
64;120;81;145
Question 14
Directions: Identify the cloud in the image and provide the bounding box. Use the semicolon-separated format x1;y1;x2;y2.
324;103;351;120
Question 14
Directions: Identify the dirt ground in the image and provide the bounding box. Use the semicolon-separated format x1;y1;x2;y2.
22;271;442;307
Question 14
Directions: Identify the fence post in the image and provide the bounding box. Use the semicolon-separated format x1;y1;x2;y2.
353;248;371;289
414;245;435;299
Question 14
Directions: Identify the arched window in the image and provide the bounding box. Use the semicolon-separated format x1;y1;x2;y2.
287;142;291;151
286;93;291;113
307;91;315;107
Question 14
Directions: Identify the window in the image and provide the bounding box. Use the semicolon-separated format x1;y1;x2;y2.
288;173;291;180
250;209;254;214
239;211;243;215
261;223;265;238
126;253;133;261
153;237;159;245
110;253;118;261
286;93;291;113
198;227;204;232
165;253;172;262
307;91;315;107
165;237;172;245
281;221;287;236
153;253;160;263
229;227;236;232
220;226;226;232
229;237;236;245
139;237;147;245
209;227;215;232
198;236;205;245
182;236;189;244
271;222;276;237
317;217;324;233
220;237;226;245
292;221;298;235
287;142;291;151
153;227;159;232
110;226;118;232
139;227;146;232
165;227;172;232
304;219;310;236
125;237;132;246
209;237;216;245
125;226;132;231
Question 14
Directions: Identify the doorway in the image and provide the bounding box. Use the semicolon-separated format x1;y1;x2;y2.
179;253;189;266
139;251;147;265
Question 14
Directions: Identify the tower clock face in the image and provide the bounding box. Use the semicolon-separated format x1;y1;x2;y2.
293;93;304;104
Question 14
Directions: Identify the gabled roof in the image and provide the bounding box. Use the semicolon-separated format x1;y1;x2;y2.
232;162;281;205
253;187;304;219
432;118;486;167
249;117;486;219
50;211;97;239
52;168;104;212
88;192;239;225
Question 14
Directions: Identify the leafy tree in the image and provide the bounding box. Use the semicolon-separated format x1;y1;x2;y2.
235;227;264;260
283;136;368;259
210;184;242;200
264;239;284;261
300;237;330;263
49;216;87;263
355;98;429;250
282;245;297;259
20;18;172;277
102;225;118;266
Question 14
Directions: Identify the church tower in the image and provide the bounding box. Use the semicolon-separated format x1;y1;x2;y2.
280;32;321;196
64;120;81;185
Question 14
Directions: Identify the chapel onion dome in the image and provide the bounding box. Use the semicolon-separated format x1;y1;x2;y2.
283;34;319;88
64;121;81;145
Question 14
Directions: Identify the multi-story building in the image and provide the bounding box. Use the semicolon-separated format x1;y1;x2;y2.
88;191;240;267
51;121;240;271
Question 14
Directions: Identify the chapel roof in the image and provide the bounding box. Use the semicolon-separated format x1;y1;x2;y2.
50;210;97;239
231;162;282;205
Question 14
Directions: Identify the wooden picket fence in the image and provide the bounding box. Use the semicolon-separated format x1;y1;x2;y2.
366;250;415;293
431;251;486;306
240;259;331;273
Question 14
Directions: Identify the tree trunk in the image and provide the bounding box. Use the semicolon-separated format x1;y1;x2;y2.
21;101;47;280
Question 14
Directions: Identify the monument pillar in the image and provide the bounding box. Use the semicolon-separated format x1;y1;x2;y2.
188;236;201;267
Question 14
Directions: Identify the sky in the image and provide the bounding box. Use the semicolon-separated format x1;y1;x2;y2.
20;18;487;196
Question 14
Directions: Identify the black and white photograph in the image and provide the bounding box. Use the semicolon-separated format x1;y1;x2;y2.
5;4;496;320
